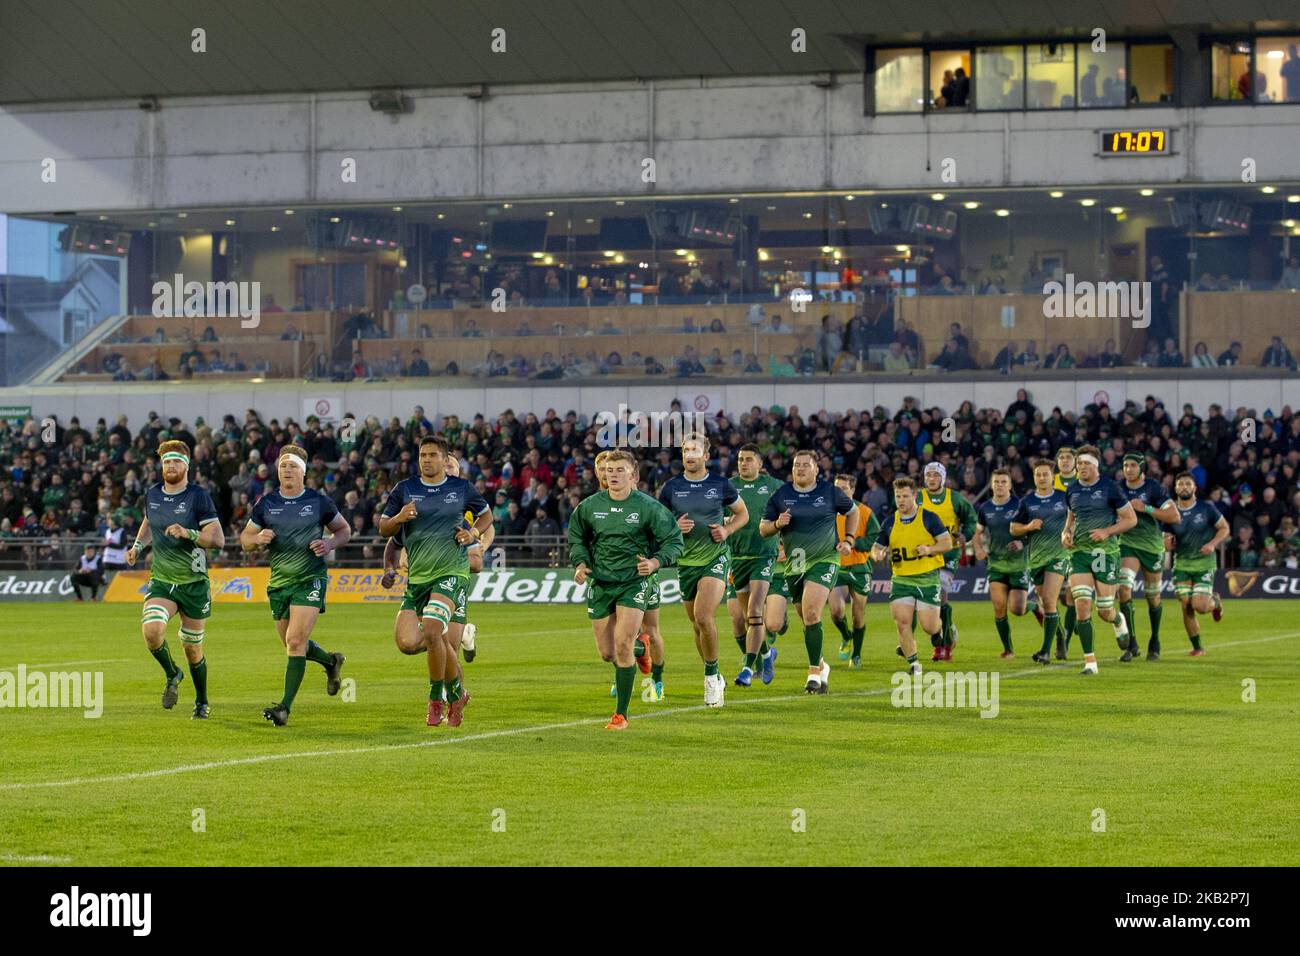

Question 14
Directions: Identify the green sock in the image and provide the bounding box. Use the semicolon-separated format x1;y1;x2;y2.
761;636;772;655
280;655;306;711
850;625;865;658
994;616;1012;653
150;641;180;680
615;664;636;716
1121;600;1136;647
744;652;758;670
1190;632;1202;651
1077;618;1094;655
940;604;954;646
1148;603;1163;648
189;657;208;704
733;633;747;653
305;640;333;668
1040;612;1059;655
634;638;647;659
651;662;664;683
446;674;463;703
778;617;789;636
832;616;850;641
429;679;444;702
804;621;823;666
704;659;719;677
1063;605;1077;643
906;653;919;665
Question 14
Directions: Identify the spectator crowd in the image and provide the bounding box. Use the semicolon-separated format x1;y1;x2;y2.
0;390;1292;573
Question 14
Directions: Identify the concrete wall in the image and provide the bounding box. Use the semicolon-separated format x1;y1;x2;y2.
2;76;1299;214
7;375;1296;431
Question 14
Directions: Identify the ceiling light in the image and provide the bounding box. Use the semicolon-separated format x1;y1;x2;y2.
963;201;980;210
1261;186;1276;194
995;209;1010;217
1109;206;1124;214
1288;195;1300;203
844;195;855;201
392;205;402;212
225;219;236;226
1080;199;1096;207
1140;189;1155;197
1050;191;1065;199
931;193;945;201
284;209;295;215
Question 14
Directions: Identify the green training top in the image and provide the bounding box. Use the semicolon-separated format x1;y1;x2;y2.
144;482;220;585
1171;500;1224;574
977;495;1028;573
727;473;784;559
1119;477;1172;554
1012;489;1070;566
249;488;341;589
1065;476;1131;557
382;475;490;585
568;489;684;585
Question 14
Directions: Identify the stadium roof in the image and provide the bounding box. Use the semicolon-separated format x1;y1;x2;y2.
3;0;1299;105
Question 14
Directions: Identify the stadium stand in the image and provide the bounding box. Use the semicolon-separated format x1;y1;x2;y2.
2;395;1293;573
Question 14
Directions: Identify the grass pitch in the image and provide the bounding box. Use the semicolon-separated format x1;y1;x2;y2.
0;599;1296;866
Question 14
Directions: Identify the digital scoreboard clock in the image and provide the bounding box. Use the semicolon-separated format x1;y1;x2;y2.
1098;128;1172;156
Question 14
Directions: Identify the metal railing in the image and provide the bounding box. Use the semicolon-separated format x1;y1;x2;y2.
0;533;572;572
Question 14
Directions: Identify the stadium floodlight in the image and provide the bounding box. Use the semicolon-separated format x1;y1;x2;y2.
369;89;412;114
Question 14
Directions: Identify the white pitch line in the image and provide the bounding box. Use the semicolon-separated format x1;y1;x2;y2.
0;659;129;670
0;854;73;864
1;631;1294;793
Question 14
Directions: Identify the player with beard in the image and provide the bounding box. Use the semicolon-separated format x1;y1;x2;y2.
1166;473;1229;657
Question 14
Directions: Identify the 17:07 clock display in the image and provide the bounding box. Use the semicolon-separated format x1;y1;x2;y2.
1099;128;1172;155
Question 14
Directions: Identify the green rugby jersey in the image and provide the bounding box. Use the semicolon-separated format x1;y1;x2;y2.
1064;476;1131;556
657;471;740;567
1171;500;1225;574
383;475;489;585
144;482;219;585
1119;477;1172;554
249;488;341;588
1013;489;1070;566
762;478;855;572
567;489;683;585
728;473;784;559
977;495;1027;573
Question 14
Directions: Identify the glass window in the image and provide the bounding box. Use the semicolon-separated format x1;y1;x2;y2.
976;46;1023;109
928;50;971;109
1130;44;1175;104
873;48;924;113
1256;37;1300;103
1078;42;1127;107
1026;43;1076;109
1211;40;1253;101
